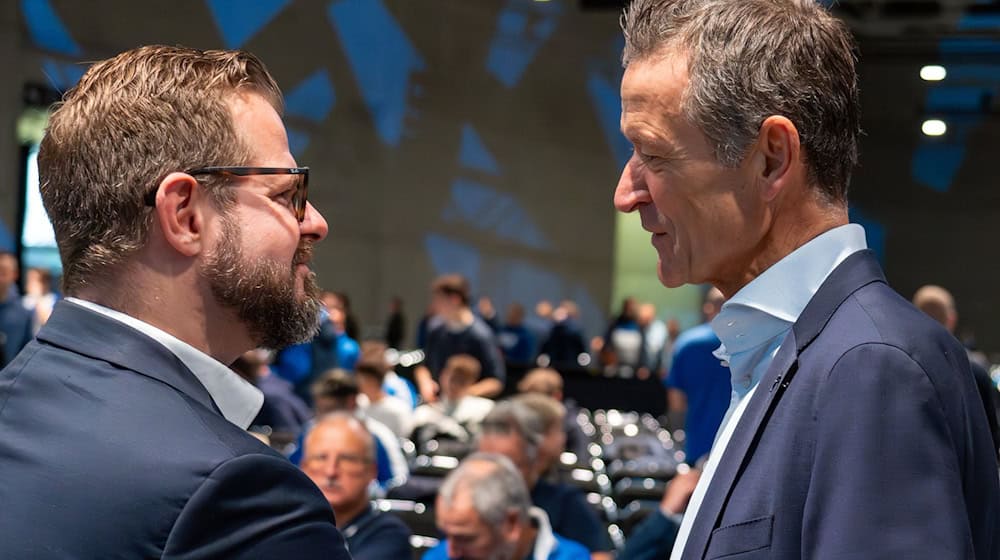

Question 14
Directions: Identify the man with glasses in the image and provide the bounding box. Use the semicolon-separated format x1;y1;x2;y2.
302;413;412;560
0;46;350;557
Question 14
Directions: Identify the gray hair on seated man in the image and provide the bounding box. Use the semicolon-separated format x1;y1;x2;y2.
439;452;532;526
478;398;546;481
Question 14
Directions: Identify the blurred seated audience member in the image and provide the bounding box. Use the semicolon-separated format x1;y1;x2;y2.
620;467;701;560
415;274;505;402
913;285;1000;457
512;393;567;476
538;301;587;369
384;296;406;349
664;287;730;465
479;400;614;560
526;300;555;347
413;354;495;444
601;296;641;368
317;290;360;373
21;267;58;332
477;295;501;333
636;303;668;379
425;452;590;560
311;370;409;489
231;349;311;438
302;413;412;560
328;290;360;342
355;346;413;438
271;290;359;405
498;302;537;366
0;252;33;367
517;368;590;460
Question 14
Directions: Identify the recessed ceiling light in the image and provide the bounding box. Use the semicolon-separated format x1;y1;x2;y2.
920;65;947;81
921;119;947;136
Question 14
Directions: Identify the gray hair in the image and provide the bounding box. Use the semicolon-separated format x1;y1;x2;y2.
306;412;376;462
480;399;545;463
438;452;532;526
621;0;860;203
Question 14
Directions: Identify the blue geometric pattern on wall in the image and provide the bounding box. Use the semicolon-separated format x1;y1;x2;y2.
424;233;482;293
442;178;551;251
459;124;500;175
849;207;885;264
587;71;631;167
42;58;86;92
926;86;995;112
958;13;1000;31
286;127;310;157
912;141;967;193
285;69;336;123
328;0;426;147
486;0;563;88
21;0;81;56
206;0;290;49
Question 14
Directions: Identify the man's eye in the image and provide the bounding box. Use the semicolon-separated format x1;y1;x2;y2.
275;189;295;205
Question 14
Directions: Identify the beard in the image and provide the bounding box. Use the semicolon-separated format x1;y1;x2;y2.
200;215;321;350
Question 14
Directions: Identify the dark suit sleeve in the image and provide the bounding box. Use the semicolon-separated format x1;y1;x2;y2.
162;453;350;559
620;511;680;560
802;343;978;559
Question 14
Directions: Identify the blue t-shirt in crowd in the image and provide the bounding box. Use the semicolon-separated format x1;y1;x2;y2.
498;324;536;365
664;322;732;465
531;479;612;553
341;504;412;560
0;296;33;367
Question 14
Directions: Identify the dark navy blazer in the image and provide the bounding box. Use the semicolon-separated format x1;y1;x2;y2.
680;250;999;559
0;301;350;559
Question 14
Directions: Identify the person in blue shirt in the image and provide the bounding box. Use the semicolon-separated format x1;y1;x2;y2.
0;253;34;367
301;413;411;560
663;288;731;465
498;302;537;366
424;452;589;560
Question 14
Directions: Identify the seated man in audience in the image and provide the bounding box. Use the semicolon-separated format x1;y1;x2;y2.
311;370;409;489
354;346;413;439
412;354;495;445
513;393;568;478
414;274;506;402
231;348;312;443
302;413;412;560
479;400;614;560
517;367;590;459
425;452;589;560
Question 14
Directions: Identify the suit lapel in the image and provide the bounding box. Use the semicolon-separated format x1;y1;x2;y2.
682;329;799;559
681;250;888;559
36;300;222;416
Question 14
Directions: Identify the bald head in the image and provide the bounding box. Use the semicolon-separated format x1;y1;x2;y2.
913;285;957;333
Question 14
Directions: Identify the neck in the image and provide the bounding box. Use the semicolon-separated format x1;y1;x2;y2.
713;197;848;298
74;260;253;364
334;500;370;530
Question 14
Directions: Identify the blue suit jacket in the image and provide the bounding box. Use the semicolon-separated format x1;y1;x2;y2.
0;301;350;559
681;250;999;559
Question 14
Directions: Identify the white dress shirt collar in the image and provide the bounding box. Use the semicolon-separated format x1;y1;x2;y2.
711;224;867;393
67;297;264;429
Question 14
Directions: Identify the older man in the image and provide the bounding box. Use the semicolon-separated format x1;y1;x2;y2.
479;400;613;560
614;1;999;558
425;452;589;560
0;46;349;557
302;413;412;560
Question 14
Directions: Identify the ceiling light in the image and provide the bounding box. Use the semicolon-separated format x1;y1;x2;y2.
920;65;947;81
921;119;947;136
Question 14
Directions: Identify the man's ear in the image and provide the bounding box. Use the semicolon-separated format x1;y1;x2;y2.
753;115;801;202
502;510;522;542
152;172;205;257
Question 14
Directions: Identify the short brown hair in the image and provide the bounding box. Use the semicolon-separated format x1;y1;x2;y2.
38;45;283;294
443;354;482;385
622;0;860;202
431;274;471;306
311;369;359;401
517;368;564;397
355;343;390;383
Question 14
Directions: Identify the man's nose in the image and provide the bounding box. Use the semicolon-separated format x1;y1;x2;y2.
613;155;650;213
300;201;329;242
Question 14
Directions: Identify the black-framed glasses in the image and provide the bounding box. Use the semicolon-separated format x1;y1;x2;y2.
144;166;310;222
